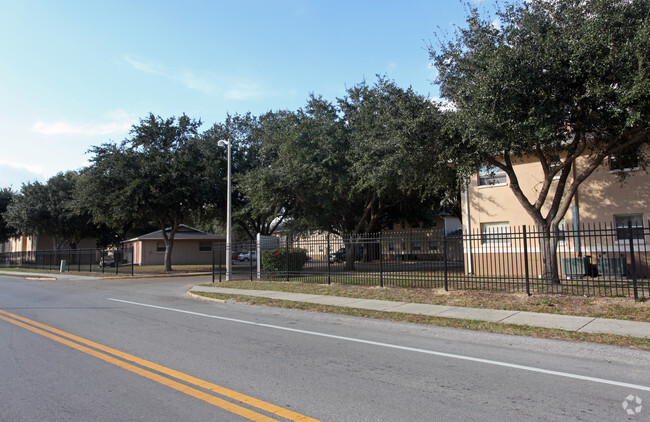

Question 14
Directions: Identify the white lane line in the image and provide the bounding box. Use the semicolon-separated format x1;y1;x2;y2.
108;298;650;392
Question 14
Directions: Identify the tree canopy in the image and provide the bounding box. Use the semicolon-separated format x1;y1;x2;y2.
432;0;649;226
274;78;458;236
0;188;17;243
200;111;295;239
77;113;219;270
5;172;98;249
2;81;459;260
430;0;650;279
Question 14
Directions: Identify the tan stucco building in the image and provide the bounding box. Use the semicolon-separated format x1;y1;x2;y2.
462;154;650;277
1;233;96;253
122;225;225;266
463;155;649;232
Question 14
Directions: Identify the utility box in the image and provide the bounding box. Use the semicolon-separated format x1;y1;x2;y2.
597;257;626;276
560;257;588;277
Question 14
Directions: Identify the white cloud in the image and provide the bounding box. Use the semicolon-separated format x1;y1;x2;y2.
430;97;457;112
125;54;272;99
30;110;134;136
178;70;217;95
124;55;168;76
125;54;217;94
0;159;47;176
225;83;270;100
427;62;439;77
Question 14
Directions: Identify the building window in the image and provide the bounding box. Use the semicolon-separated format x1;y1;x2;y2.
156;242;165;252
615;214;644;241
428;242;438;252
412;242;421;251
318;245;323;253
609;153;640;172
309;246;314;253
199;242;212;252
481;222;511;245
478;164;507;186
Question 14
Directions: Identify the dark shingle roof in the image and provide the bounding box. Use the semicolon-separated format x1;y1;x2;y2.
123;224;225;243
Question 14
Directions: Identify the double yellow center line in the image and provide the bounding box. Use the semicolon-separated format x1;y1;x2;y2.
0;309;319;422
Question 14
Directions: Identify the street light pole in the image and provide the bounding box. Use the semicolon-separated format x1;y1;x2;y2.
218;139;232;281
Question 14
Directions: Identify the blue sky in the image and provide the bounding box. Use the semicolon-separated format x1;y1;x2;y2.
0;1;480;190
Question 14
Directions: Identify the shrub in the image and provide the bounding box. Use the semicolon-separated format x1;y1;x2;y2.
261;248;307;272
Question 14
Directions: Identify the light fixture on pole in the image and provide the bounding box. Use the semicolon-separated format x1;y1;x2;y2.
217;139;232;281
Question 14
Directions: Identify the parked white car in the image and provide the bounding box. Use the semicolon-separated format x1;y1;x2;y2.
238;251;257;262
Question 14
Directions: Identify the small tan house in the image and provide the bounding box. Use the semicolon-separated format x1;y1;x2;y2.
123;225;225;266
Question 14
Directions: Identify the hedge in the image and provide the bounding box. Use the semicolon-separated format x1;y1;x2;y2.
261;248;307;272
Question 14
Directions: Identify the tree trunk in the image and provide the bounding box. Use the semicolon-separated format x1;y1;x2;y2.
161;221;179;272
163;239;174;272
343;239;355;271
538;224;561;284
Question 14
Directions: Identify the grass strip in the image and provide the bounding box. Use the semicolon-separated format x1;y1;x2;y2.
192;291;650;351
202;281;650;322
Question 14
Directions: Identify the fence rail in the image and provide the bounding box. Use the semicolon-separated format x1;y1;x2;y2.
0;247;135;276
241;222;650;300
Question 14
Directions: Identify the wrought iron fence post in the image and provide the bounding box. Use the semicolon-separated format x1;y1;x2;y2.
628;221;639;301
327;233;331;285
256;233;261;281
285;236;290;282
523;226;530;296
379;232;384;288
443;234;448;292
250;239;254;282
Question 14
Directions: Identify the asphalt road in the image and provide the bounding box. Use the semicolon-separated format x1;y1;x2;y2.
0;274;648;421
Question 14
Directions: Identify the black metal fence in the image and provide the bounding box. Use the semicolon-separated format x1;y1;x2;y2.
0;247;135;276
249;222;650;300
211;240;259;283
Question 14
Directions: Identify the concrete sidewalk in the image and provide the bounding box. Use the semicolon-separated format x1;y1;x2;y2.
190;285;650;339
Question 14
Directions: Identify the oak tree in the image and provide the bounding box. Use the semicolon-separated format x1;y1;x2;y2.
431;0;650;280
